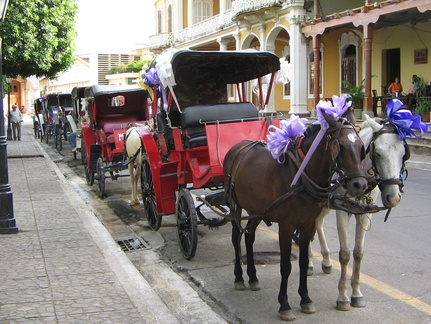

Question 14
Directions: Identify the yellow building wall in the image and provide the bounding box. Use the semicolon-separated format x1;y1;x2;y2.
320;28;363;99
372;21;431;93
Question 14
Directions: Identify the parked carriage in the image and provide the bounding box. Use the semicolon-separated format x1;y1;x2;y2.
80;85;152;198
70;86;87;161
58;93;74;142
135;49;282;259
41;93;66;149
33;97;45;139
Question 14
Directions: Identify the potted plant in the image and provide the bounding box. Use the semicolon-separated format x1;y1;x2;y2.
342;80;365;119
415;98;431;122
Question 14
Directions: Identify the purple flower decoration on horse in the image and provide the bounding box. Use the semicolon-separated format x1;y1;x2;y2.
385;99;429;140
314;95;352;129
267;114;308;163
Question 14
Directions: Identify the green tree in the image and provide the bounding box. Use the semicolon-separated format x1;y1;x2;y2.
1;0;77;79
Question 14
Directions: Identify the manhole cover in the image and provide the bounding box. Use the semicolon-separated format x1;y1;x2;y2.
116;237;147;252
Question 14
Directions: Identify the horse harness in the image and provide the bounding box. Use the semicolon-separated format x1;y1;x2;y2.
364;122;410;221
367;122;409;192
123;127;144;164
225;119;368;232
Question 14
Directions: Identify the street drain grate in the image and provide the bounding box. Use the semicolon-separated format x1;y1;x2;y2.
116;237;147;252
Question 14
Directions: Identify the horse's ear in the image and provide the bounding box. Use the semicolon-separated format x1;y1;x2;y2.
321;110;338;128
345;108;356;125
364;114;383;133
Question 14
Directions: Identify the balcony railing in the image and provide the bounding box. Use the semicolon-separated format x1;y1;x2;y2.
178;9;236;43
149;32;174;50
232;0;284;18
153;0;289;46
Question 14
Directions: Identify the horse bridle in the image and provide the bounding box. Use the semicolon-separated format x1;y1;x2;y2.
367;122;410;193
298;119;366;194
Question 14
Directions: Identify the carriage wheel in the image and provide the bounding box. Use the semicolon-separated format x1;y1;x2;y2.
64;122;72;141
38;125;43;141
82;138;94;185
80;138;86;165
97;157;105;198
45;126;49;144
56;126;63;151
176;188;198;260
53;126;58;149
141;156;162;231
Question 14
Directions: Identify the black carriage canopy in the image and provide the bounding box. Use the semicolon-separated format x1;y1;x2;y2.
71;86;86;100
165;50;281;108
84;84;150;116
84;85;148;100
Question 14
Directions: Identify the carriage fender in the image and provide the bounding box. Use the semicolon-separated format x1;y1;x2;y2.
141;130;178;215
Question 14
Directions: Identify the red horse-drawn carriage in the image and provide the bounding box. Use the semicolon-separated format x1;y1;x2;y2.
134;49;282;259
80;85;152;198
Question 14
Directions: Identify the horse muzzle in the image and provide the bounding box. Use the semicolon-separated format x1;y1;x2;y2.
343;174;368;198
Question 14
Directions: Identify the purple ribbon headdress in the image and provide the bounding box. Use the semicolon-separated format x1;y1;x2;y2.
138;67;166;108
291;95;352;186
385;99;428;139
267;114;308;163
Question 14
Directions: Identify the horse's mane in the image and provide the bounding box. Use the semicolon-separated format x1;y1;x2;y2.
304;123;321;137
358;117;383;150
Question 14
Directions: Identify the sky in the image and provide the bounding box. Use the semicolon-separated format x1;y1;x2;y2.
75;0;155;56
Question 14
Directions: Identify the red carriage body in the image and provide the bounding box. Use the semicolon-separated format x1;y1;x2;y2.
80;85;151;195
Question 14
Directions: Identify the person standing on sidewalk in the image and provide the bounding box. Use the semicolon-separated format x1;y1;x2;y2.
9;104;22;140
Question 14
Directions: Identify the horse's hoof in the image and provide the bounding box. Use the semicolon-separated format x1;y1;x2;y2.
234;281;246;291
301;302;316;314
336;300;351;311
322;264;332;274
129;199;140;206
307;266;314;276
351;296;366;308
249;281;261;291
279;310;296;321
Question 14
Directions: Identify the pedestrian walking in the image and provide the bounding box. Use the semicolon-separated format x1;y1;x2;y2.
9;104;22;140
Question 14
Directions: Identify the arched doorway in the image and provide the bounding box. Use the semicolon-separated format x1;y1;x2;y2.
9;80;21;110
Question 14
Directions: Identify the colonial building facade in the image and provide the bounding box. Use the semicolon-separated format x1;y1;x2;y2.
149;0;431;117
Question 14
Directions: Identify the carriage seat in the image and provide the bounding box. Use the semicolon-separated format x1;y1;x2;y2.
98;113;141;142
181;102;258;148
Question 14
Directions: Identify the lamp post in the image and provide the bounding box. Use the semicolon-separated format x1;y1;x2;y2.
6;76;12;140
0;0;17;234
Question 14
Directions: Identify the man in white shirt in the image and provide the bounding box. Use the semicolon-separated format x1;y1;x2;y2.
9;104;22;140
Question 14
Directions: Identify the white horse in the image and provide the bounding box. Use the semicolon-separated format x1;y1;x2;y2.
309;114;409;311
125;126;144;206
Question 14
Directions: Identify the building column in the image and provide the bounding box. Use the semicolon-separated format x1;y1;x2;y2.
173;0;183;42
264;45;276;113
257;25;266;50
219;0;226;25
217;37;230;51
363;24;373;116
287;13;309;116
313;34;321;107
187;0;193;38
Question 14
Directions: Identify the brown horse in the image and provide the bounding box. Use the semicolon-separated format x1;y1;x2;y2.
223;111;368;321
